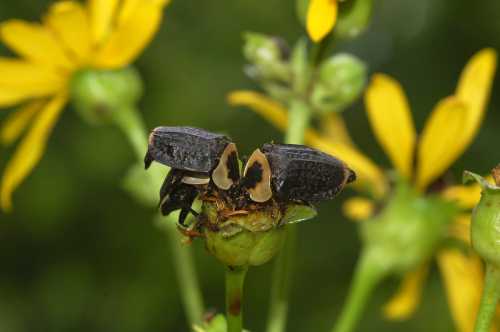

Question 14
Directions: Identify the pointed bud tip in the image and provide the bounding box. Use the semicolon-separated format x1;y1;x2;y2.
491;164;500;186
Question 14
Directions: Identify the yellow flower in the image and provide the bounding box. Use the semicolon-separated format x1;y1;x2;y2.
0;0;169;211
227;48;497;332
306;0;338;42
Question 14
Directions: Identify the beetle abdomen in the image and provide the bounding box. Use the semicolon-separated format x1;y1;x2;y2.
146;126;231;172
261;143;356;202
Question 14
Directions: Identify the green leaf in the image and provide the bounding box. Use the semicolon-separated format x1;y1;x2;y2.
281;204;317;224
463;170;499;193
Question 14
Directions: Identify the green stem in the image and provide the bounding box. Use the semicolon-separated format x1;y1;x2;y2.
284;98;310;145
226;266;249;332
331;252;385;332
266;99;309;332
113;106;205;326
474;264;500;332
266;226;297;332
310;37;330;67
161;215;205;326
112;105;148;159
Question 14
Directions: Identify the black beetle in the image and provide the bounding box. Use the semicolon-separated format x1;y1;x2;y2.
243;143;356;204
145;127;356;225
145;127;240;224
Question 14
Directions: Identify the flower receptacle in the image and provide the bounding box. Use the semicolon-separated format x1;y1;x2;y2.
360;181;457;275
202;201;286;267
70;67;143;124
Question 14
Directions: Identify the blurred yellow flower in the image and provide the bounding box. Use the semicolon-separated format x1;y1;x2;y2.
228;48;497;332
306;0;338;42
0;0;169;211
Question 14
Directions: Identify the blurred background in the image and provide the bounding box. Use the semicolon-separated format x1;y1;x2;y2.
0;0;499;331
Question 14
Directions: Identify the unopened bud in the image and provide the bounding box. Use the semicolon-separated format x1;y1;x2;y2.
464;168;500;267
311;53;366;113
243;32;291;83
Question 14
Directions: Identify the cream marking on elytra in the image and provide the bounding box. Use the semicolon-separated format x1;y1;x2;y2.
181;176;210;185
243;149;272;203
212;143;238;190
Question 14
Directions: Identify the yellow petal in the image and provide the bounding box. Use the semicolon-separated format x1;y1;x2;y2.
0;94;67;211
383;264;430;320
364;74;416;180
0;101;43;145
306;0;338;43
0;58;65;106
416;96;467;191
44;1;91;62
93;0;169;68
437;249;484;332
320;113;355;147
0;90;37;108
227;90;388;198
455;48;497;156
89;0;119;44
342;197;375;221
0;20;74;69
448;214;472;244
442;183;482;209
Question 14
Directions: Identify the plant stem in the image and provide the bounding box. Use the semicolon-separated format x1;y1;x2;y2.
112;105;148;159
331;252;385;332
284;98;309;145
226;266;249;332
162;215;205;325
266;226;297;332
474;264;500;332
114;105;205;325
266;99;309;332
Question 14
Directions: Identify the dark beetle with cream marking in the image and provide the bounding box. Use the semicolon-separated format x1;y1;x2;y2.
259;143;356;202
145;126;240;224
144;126;356;225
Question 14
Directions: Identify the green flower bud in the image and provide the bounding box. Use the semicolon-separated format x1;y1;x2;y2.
311;53;366;114
361;181;457;274
243;32;291;83
201;201;316;267
464;168;500;268
334;0;373;40
70;67;143;124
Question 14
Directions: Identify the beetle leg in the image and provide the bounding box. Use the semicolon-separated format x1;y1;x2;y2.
159;169;184;206
144;150;154;169
178;208;190;226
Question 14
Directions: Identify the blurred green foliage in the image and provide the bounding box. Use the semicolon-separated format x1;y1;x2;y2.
0;0;499;331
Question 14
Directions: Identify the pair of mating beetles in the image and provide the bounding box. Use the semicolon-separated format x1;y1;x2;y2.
145;127;356;225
